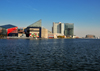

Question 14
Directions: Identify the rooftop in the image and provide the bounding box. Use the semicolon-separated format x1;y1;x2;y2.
0;24;17;29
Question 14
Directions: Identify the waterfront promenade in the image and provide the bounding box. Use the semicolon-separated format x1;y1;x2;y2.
0;36;98;40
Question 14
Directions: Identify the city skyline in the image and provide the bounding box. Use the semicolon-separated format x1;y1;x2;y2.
0;0;100;37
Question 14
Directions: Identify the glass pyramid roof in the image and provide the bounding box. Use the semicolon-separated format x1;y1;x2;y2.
28;19;41;27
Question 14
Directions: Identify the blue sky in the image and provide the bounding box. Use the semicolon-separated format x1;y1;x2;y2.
0;0;100;37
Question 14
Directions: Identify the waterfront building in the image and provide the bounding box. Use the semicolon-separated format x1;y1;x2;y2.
18;27;26;37
85;35;95;38
52;22;64;35
48;30;54;38
64;23;74;37
73;35;79;38
25;19;53;38
0;24;18;36
25;20;42;38
0;27;2;34
41;27;48;38
48;33;54;38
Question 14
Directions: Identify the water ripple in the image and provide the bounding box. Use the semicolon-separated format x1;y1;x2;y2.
0;39;100;71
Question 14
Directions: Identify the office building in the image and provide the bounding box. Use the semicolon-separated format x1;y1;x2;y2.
64;23;74;37
52;22;64;35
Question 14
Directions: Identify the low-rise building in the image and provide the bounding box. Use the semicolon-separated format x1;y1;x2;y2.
0;24;18;36
18;27;26;37
85;35;95;38
48;33;54;38
41;27;48;38
73;35;79;38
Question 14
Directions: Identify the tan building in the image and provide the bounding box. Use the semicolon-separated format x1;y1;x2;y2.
85;35;95;38
41;27;48;38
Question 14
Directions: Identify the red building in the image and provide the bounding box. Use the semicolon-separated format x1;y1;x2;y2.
0;24;18;36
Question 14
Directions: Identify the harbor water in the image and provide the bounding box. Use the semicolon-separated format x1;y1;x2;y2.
0;39;100;71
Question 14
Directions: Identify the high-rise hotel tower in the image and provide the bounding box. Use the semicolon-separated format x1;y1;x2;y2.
52;22;64;35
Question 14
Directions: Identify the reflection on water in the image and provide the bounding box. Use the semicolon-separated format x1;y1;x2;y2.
0;39;100;71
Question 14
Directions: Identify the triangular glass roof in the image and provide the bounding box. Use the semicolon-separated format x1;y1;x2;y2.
28;19;41;27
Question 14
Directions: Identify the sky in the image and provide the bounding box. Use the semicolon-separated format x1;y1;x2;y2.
0;0;100;37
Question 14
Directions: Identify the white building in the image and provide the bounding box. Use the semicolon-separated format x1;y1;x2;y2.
52;22;64;35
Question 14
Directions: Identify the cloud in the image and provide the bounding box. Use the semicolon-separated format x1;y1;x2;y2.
23;4;38;11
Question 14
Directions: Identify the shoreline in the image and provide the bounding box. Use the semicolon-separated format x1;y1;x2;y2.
0;37;99;40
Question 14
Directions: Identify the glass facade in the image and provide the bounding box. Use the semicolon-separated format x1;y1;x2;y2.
64;23;74;37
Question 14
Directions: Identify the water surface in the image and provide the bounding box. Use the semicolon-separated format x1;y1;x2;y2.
0;39;100;71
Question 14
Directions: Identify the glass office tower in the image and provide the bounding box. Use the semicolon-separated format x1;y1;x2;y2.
64;23;74;37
